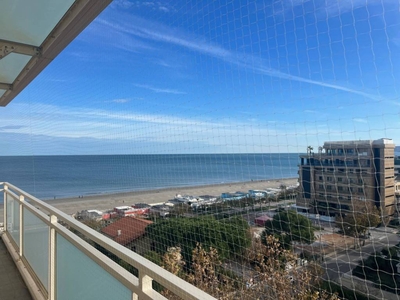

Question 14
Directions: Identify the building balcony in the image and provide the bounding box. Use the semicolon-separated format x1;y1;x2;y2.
0;182;215;300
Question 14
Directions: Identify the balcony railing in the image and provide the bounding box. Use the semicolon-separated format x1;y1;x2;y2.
1;182;215;300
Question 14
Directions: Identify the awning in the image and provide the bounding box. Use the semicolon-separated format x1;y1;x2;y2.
0;0;111;106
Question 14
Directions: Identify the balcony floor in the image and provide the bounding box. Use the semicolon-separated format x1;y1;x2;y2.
0;236;33;300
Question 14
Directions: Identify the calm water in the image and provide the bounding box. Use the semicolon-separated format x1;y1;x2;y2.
0;154;300;201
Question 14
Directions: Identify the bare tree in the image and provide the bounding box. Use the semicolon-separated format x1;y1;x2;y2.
336;200;380;248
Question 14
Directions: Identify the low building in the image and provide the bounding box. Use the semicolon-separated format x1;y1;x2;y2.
114;206;136;217
76;209;103;221
254;215;273;227
248;190;265;199
101;217;153;255
149;204;170;217
221;191;248;201
198;195;218;202
132;203;151;215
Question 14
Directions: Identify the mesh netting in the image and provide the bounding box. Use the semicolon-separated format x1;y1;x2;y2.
1;0;400;299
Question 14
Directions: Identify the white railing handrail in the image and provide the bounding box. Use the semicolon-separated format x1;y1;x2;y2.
2;182;216;300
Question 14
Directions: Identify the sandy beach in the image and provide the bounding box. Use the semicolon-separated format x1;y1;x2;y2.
0;178;297;221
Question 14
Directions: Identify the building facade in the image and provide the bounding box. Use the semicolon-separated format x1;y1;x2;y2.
297;139;395;220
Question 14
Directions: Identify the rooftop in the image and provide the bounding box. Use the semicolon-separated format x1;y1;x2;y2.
323;138;394;147
101;217;153;246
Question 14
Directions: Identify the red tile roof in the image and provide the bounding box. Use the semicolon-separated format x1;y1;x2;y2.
254;215;273;222
101;217;153;246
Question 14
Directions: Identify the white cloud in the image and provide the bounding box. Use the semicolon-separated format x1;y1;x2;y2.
134;83;186;95
158;6;170;13
353;118;368;123
2;103;397;154
266;0;398;19
110;98;130;103
111;0;135;9
0;125;26;131
100;15;383;102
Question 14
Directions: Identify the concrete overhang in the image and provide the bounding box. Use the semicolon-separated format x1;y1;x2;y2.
0;0;112;106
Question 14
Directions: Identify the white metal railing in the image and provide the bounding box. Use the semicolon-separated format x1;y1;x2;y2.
1;182;215;300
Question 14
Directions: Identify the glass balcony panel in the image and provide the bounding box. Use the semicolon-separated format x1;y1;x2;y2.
6;194;20;246
23;209;49;290
56;234;132;300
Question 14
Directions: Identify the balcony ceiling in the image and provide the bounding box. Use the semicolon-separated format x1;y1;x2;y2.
0;0;111;107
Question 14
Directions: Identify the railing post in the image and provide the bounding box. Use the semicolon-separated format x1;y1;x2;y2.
139;273;153;298
19;195;24;256
3;184;7;232
49;215;57;300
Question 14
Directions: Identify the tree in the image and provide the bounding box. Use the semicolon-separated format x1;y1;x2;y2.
146;216;251;267
352;244;400;294
307;146;314;155
336;200;380;247
240;236;338;300
278;184;287;200
187;244;235;300
170;203;191;217
262;210;315;249
162;237;339;300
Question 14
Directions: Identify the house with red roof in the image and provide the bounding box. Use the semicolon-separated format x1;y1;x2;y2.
254;214;273;227
101;217;153;254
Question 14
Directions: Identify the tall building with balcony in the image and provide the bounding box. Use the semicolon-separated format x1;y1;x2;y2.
296;139;395;220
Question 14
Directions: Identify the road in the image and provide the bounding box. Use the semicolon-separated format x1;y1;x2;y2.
322;227;400;281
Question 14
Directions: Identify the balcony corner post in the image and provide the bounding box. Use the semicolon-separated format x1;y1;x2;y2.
19;195;24;257
49;215;58;300
3;184;7;232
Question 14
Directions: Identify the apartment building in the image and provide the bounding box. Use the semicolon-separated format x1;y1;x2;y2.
297;139;395;220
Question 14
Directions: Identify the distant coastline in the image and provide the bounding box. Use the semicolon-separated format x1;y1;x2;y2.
0;177;298;222
0;153;300;201
51;177;297;202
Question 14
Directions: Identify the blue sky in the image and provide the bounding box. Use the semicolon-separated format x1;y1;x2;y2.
1;0;400;155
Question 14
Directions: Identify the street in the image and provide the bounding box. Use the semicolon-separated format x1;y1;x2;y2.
322;227;400;281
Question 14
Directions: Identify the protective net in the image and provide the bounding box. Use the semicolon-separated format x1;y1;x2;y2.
1;0;400;299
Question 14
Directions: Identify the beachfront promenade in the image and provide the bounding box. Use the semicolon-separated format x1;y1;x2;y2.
0;178;297;222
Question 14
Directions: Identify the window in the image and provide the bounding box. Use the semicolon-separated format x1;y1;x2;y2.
358;149;368;156
338;186;343;191
338;177;342;182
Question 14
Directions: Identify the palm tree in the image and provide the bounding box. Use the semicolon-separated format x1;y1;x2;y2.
307;145;313;155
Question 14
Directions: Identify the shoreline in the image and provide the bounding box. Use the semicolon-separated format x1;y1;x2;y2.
0;177;298;221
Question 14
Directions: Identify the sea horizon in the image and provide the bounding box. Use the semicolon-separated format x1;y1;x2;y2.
0;153;300;202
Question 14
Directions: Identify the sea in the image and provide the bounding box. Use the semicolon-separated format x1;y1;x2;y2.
0;154;300;202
